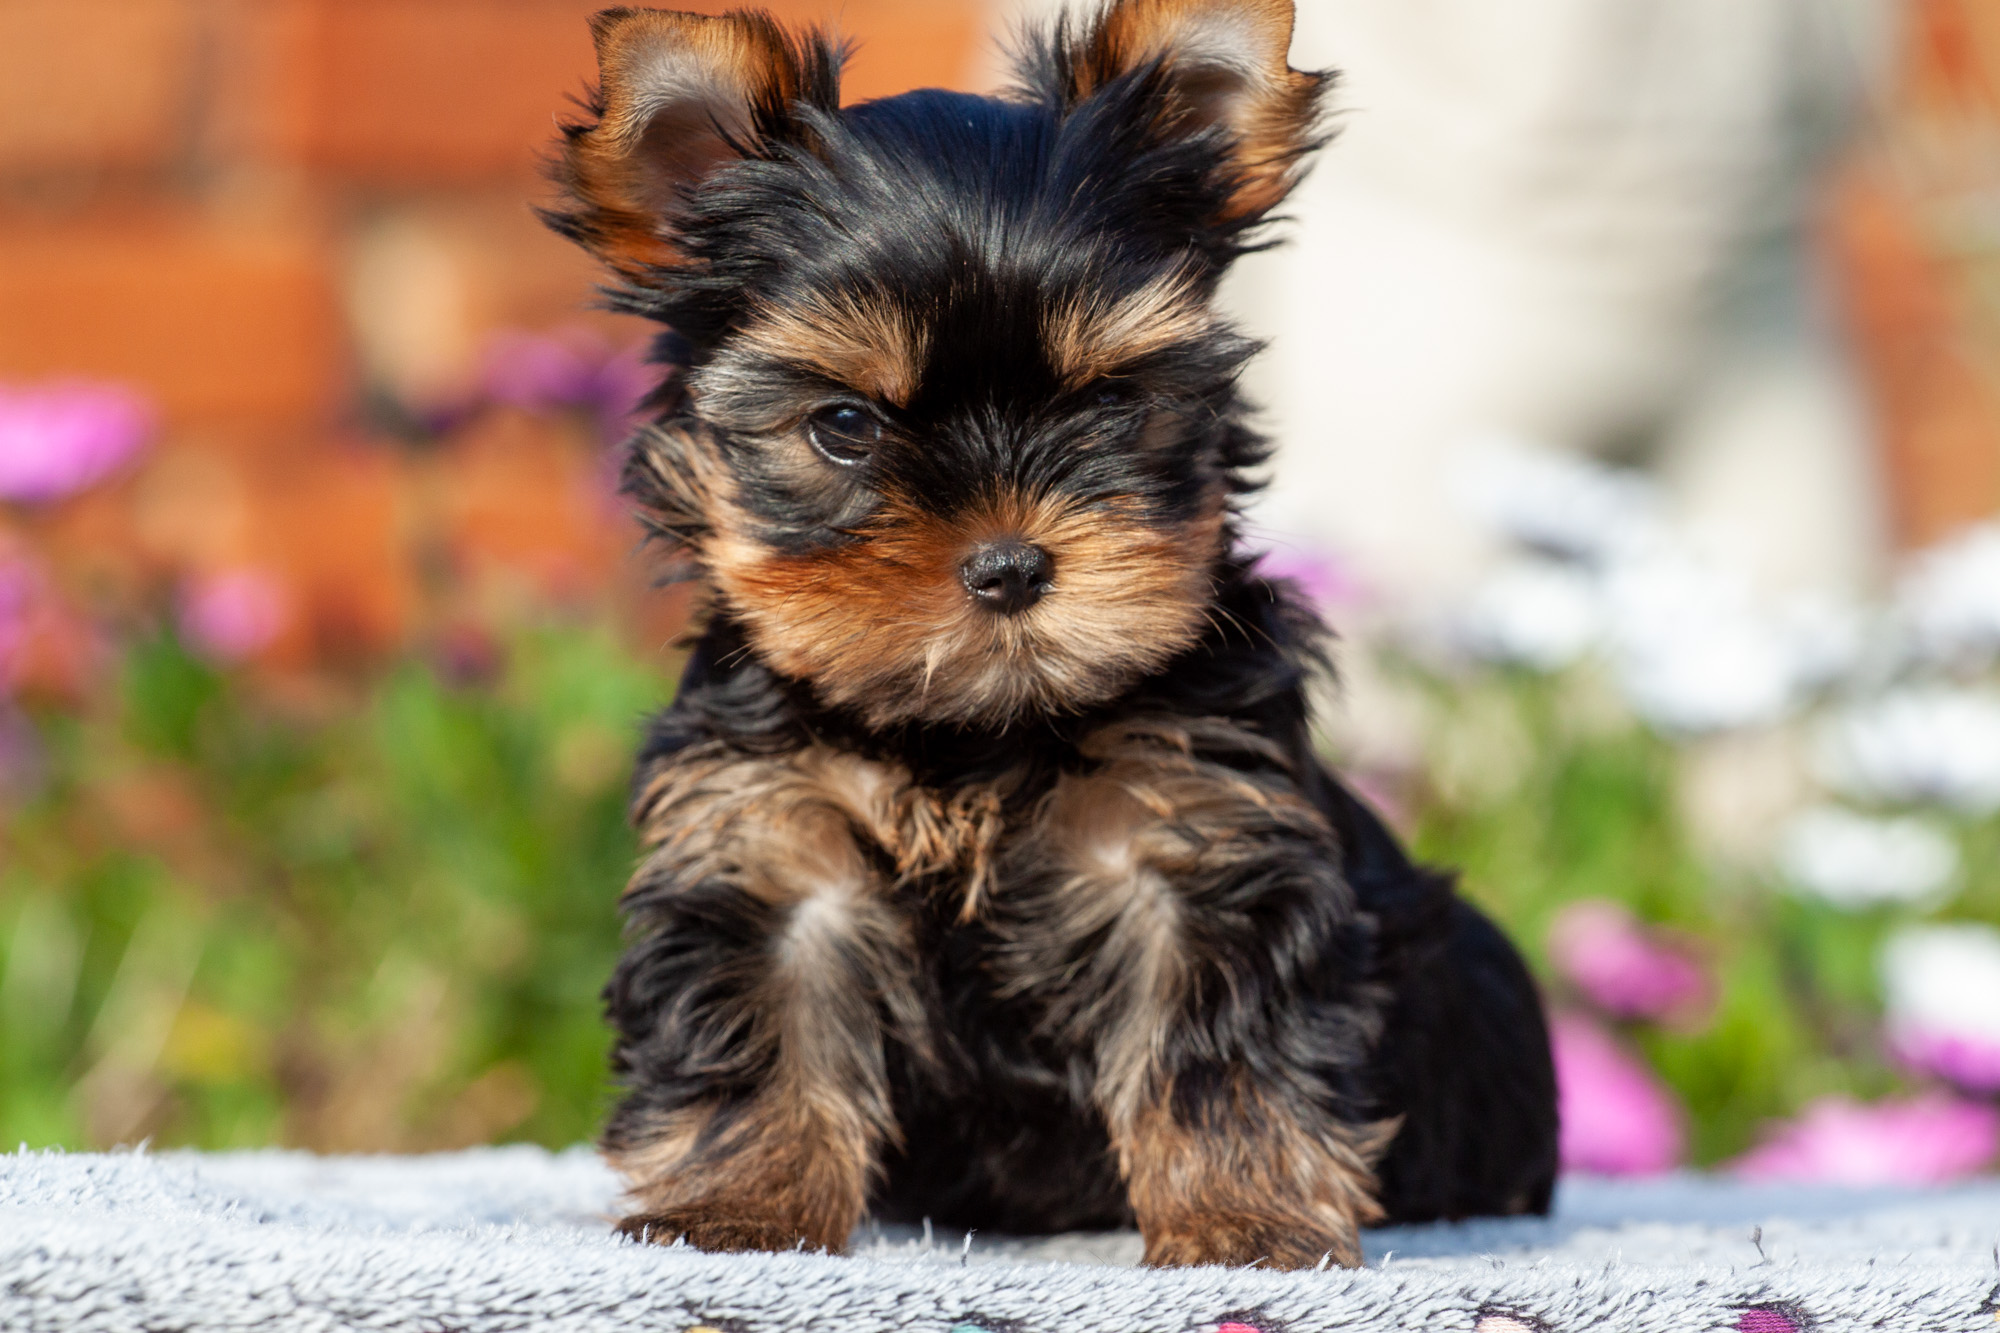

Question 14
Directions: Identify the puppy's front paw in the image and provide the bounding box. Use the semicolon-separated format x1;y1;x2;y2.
1141;1208;1361;1271
617;1205;830;1255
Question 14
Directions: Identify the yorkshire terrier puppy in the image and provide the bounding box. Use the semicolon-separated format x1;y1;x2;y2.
545;0;1557;1269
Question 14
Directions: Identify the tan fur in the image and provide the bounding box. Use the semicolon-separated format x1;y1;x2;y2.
555;9;816;275
609;1086;878;1252
703;489;1226;729
631;742;1004;915
642;324;1232;731
1123;1082;1393;1268
1007;718;1322;1120
1001;717;1391;1268
624;416;741;553
612;743;1003;1249
1067;0;1324;219
733;292;931;407
1044;271;1215;389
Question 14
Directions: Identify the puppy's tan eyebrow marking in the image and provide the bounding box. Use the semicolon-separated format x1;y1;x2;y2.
1044;272;1214;390
733;291;929;407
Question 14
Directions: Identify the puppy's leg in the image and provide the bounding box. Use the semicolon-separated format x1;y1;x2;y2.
604;746;935;1254
1370;893;1559;1222
1008;721;1391;1269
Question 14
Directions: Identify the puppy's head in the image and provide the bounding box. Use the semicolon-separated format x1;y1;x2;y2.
548;1;1326;729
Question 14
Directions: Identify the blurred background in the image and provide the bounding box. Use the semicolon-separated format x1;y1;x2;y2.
2;0;1999;1187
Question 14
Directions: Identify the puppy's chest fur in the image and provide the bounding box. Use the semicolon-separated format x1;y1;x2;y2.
631;709;1344;1011
626;688;1365;1233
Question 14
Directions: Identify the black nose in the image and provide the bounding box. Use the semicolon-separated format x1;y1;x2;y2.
960;541;1053;615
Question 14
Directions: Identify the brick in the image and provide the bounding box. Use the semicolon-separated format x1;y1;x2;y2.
246;442;416;664
0;209;344;426
0;0;200;178
201;0;327;168
1836;0;2000;545
234;0;984;182
831;0;986;104
303;0;600;180
1905;0;2000;118
1826;166;2000;546
440;408;625;601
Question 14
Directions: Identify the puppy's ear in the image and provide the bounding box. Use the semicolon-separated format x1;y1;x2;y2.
547;7;839;276
1042;0;1325;220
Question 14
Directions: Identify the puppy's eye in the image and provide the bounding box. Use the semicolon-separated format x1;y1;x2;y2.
805;403;884;465
1093;381;1134;408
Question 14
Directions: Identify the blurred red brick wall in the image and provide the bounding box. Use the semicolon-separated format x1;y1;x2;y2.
1830;0;2000;547
3;0;1995;682
0;0;983;672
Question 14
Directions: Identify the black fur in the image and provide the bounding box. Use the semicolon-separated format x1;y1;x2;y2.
557;2;1558;1253
613;571;1557;1228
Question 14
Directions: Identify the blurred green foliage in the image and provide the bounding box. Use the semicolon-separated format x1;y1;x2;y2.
1403;665;1975;1164
0;621;668;1152
7;622;1998;1163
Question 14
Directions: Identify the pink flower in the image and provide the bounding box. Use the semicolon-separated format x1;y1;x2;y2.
179;568;288;662
1551;1012;1684;1175
1730;1093;1999;1185
1890;1029;2000;1093
0;381;152;502
1882;925;2000;1093
1547;899;1711;1024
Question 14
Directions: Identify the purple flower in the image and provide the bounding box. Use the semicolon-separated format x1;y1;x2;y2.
0;381;153;503
1547;899;1711;1024
482;331;604;411
433;622;505;689
1551;1012;1684;1175
589;341;664;442
479;330;662;443
1252;546;1368;612
1730;1093;1999;1185
179;568;288;663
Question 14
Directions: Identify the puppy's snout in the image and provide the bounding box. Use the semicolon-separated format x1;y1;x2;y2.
960;541;1053;615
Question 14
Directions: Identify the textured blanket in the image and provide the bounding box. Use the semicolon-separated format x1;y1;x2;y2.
2;1146;1998;1332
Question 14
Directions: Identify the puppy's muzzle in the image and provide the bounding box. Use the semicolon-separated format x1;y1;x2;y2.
961;541;1053;615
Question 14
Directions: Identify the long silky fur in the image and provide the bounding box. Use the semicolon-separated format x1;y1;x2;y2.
546;0;1558;1268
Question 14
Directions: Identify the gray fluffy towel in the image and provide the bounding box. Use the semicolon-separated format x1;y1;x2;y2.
2;1146;1999;1331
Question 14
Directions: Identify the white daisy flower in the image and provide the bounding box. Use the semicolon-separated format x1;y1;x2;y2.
1899;522;2000;668
1882;924;2000;1092
1453;434;1661;565
1454;559;1601;670
1777;805;1959;909
1816;688;2000;814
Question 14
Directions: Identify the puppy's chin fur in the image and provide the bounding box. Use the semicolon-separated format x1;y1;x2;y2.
707;490;1228;731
